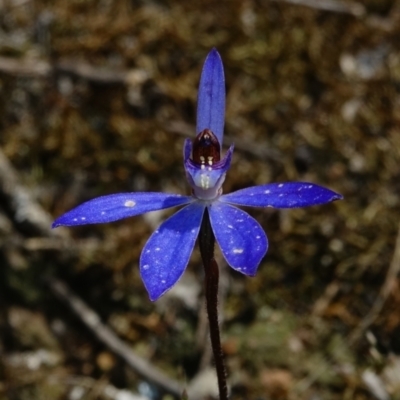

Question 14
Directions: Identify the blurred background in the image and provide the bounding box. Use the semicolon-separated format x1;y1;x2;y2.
0;0;399;399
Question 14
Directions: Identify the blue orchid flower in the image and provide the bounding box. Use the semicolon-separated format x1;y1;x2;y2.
53;49;342;301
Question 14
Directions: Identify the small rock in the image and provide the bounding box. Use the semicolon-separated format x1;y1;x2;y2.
260;368;293;399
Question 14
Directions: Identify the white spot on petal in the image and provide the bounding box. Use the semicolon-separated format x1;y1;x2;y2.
124;200;136;207
142;265;149;270
233;248;244;254
278;183;284;188
73;218;77;221
264;190;271;194
81;217;86;220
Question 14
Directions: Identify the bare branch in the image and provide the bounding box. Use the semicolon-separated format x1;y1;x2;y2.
48;277;183;397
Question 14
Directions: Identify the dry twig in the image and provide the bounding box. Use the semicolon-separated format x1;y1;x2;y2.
0;148;57;236
269;0;365;17
48;278;182;397
0;56;142;85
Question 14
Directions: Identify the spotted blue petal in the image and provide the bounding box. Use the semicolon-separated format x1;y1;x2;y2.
208;202;267;276
220;182;343;209
140;202;205;301
196;48;225;144
52;193;192;227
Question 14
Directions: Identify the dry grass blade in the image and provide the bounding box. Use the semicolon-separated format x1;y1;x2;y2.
349;223;400;344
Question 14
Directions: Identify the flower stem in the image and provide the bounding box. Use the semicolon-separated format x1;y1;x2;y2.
199;208;228;400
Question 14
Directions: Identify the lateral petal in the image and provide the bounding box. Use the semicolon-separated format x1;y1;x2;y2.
208;202;267;276
183;138;192;162
220;182;343;208
196;48;225;144
140;202;205;301
52;193;192;227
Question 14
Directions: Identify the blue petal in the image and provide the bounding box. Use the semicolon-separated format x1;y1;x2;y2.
183;138;192;162
140;202;205;301
208;202;267;276
196;48;225;145
52;193;193;227
220;182;343;208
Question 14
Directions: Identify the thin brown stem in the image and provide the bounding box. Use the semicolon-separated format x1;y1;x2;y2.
199;208;228;400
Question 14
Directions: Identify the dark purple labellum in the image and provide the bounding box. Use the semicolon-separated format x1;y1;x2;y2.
192;129;221;166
